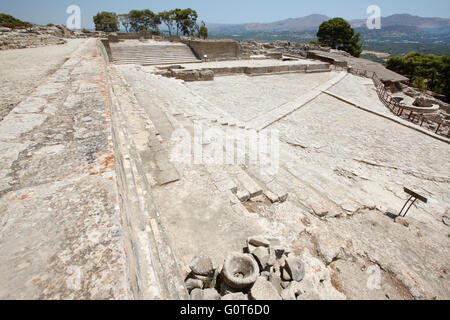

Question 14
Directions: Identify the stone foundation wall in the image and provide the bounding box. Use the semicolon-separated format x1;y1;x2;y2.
307;51;348;68
99;39;112;63
183;39;242;60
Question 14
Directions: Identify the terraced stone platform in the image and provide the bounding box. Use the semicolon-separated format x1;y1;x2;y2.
1;38;448;301
110;40;201;66
0;39;129;299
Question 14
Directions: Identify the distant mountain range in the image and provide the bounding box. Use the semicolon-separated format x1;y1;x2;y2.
208;14;450;34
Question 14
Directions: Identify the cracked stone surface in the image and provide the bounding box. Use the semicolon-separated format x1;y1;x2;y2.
124;66;449;300
0;39;129;299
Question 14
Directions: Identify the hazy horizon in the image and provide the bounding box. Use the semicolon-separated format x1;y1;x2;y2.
1;0;449;29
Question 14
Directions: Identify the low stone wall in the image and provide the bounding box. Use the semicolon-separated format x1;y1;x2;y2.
171;69;215;81
98;39;111;65
98;39;112;63
307;51;348;68
183;39;242;60
116;32;153;40
0;27;67;50
164;63;330;81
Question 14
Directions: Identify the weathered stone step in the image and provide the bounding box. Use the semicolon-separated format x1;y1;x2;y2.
224;166;263;203
119;69;182;187
113;59;201;66
112;58;200;63
112;55;199;59
110;42;200;66
245;166;289;203
108;66;189;300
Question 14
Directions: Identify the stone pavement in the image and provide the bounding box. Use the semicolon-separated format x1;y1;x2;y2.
0;39;129;299
141;68;449;300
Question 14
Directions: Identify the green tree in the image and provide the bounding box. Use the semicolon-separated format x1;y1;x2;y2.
93;11;119;32
387;52;450;101
159;10;176;36
118;14;130;32
0;13;32;30
316;18;363;57
0;13;26;25
197;21;208;39
173;8;198;36
128;9;161;34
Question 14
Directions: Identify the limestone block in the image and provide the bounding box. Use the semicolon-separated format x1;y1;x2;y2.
199;69;214;81
189;253;215;276
249;277;282;300
285;257;306;282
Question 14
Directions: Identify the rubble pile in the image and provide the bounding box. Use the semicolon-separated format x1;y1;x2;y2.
185;236;346;300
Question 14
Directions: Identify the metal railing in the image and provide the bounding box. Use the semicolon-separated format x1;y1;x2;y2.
371;72;447;135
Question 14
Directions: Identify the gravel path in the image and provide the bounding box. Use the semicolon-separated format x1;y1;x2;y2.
0;39;86;120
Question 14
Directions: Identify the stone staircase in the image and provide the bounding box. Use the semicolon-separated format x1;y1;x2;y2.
118;69;366;213
107;67;189;300
110;41;201;66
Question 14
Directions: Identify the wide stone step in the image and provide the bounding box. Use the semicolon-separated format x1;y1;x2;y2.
112;57;200;61
112;48;195;52
113;49;195;54
112;59;200;63
110;42;199;66
113;60;201;66
112;52;195;56
109;67;189;300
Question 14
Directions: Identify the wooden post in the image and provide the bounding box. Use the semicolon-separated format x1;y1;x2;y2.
435;122;441;134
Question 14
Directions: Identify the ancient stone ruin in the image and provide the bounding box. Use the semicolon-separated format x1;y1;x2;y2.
184;236;345;300
0;29;449;301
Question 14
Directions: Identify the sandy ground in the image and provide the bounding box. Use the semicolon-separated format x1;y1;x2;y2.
0;39;86;120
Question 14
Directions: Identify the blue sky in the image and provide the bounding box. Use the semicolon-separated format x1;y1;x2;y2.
1;0;449;28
